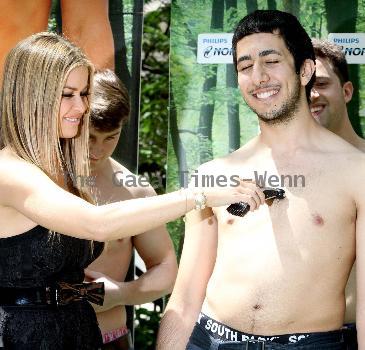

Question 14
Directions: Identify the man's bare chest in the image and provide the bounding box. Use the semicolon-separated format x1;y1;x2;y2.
213;162;355;249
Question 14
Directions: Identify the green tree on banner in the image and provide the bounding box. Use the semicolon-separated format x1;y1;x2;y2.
170;89;188;188
267;0;277;10
283;0;300;17
197;0;224;164
246;0;258;13
226;0;240;153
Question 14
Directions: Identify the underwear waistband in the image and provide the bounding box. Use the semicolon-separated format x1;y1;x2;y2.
102;326;129;344
198;312;343;344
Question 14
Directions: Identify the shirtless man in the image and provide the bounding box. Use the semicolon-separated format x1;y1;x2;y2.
310;38;365;350
157;10;365;349
85;70;178;349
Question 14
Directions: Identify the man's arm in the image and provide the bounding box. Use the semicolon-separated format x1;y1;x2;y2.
114;184;178;304
88;227;176;308
353;158;365;348
157;207;218;350
120;225;177;304
86;183;177;309
356;186;365;348
85;224;177;311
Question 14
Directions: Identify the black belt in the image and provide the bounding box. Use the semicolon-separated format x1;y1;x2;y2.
0;282;105;307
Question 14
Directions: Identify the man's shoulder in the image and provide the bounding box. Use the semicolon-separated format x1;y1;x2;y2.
197;142;256;175
318;129;364;159
328;140;365;189
109;157;133;175
110;157;156;199
356;137;365;153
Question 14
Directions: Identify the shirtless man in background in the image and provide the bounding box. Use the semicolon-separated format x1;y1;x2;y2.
157;10;365;349
310;38;365;350
85;70;177;349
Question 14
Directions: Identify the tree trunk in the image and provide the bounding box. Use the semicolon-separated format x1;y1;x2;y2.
170;90;189;188
246;0;258;14
283;0;300;18
197;0;224;164
226;0;240;152
310;2;318;37
325;0;361;136
170;90;189;261
267;0;277;10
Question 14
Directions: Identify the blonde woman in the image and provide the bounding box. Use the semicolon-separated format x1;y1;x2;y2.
0;32;265;349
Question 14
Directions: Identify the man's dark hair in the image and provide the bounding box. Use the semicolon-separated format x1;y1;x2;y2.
90;69;130;132
232;10;315;101
312;38;349;85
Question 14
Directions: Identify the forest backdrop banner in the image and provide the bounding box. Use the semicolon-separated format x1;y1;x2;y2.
167;0;365;254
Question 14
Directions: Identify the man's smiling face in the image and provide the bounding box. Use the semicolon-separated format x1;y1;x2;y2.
310;57;352;130
236;32;302;124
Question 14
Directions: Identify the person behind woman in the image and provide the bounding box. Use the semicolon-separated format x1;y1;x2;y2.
0;32;265;349
85;70;177;350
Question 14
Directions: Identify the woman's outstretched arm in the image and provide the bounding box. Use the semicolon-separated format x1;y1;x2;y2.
0;155;264;241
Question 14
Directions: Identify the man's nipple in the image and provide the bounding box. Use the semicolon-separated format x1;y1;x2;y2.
226;217;235;225
311;212;324;226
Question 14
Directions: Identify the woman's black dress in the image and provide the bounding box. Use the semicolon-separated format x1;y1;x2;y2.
0;226;104;349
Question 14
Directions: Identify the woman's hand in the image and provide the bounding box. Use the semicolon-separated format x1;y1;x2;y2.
193;180;265;211
84;269;123;312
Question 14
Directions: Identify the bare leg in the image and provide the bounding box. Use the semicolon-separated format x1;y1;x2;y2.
0;0;51;82
61;0;115;70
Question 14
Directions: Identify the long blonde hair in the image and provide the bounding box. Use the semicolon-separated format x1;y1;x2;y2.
0;32;94;201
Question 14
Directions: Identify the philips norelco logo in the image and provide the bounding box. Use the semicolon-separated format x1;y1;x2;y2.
328;33;365;64
202;38;228;44
342;47;365;55
203;46;213;58
333;38;359;44
203;46;232;58
198;33;233;64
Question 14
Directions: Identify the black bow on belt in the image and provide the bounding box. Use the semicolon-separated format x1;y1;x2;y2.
57;281;105;306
